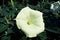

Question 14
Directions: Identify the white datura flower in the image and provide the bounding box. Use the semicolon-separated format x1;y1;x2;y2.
50;1;60;11
15;7;45;38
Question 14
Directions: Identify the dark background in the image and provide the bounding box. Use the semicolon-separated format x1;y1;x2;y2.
0;0;60;40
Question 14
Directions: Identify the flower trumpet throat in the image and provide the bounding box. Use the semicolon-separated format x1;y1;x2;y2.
15;7;45;38
27;14;34;25
27;20;32;25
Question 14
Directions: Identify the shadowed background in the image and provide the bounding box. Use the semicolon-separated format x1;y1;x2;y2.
0;0;60;40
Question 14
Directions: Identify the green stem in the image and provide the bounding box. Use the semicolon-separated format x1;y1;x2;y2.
11;0;15;8
42;0;45;4
4;16;10;24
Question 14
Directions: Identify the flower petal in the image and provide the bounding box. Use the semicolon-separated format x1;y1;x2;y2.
15;6;45;38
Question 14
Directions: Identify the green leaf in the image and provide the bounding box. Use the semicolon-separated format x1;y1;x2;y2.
39;31;47;40
1;35;11;40
0;23;8;33
0;18;5;22
7;28;13;34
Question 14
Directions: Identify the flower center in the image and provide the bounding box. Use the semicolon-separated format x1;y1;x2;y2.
27;20;32;25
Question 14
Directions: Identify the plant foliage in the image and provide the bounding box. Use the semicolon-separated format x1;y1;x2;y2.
0;0;60;40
